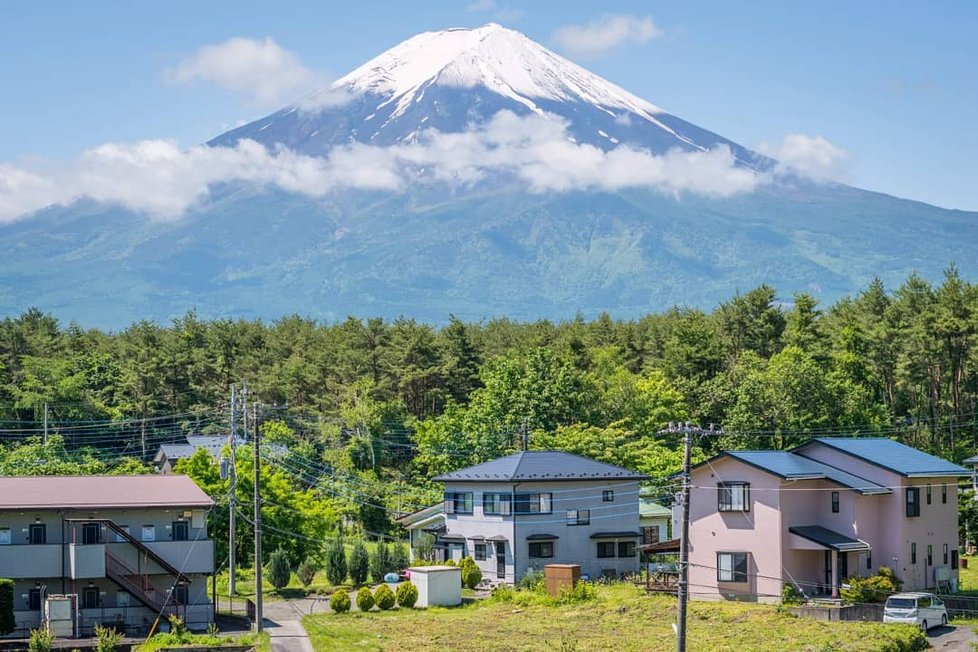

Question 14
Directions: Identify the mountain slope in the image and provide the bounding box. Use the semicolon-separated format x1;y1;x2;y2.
1;24;976;328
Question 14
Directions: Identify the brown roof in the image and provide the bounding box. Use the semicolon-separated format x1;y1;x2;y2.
0;475;214;510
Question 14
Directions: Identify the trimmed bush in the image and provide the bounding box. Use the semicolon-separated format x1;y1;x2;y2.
460;556;482;589
297;558;317;587
349;540;370;585
391;543;410;572
0;578;14;636
356;586;375;612
374;583;396;610
325;537;348;586
369;541;390;582
330;589;351;613
267;547;292;590
396;581;419;608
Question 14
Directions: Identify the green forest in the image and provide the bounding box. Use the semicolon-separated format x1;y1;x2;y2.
2;268;978;564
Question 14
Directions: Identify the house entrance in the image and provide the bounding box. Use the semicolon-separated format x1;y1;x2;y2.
495;541;505;579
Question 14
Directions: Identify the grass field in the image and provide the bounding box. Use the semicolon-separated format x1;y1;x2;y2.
302;584;927;652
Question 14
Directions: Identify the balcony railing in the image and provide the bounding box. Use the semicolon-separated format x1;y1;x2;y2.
0;544;62;579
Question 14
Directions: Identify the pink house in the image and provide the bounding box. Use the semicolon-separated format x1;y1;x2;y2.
684;438;969;603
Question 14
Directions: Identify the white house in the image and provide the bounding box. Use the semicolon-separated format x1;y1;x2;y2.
399;451;648;584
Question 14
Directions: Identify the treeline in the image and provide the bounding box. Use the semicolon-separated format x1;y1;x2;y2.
1;268;977;471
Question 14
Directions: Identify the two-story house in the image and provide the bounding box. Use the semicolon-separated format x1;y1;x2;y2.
685;438;968;603
0;475;215;636
401;451;648;584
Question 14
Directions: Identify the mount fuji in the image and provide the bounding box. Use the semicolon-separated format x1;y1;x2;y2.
2;24;977;328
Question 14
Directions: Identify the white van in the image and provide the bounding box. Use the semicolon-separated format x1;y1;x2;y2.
883;592;947;631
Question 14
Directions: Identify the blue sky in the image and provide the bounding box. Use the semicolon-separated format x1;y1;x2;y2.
1;0;976;210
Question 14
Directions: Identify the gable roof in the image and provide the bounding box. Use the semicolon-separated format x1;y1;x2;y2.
798;438;970;478
432;451;648;483
718;450;891;494
963;455;978;466
154;444;197;463
0;475;214;510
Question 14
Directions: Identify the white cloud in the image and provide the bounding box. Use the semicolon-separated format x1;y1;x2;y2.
551;15;662;58
759;133;847;181
0;111;762;223
166;37;326;106
466;0;524;23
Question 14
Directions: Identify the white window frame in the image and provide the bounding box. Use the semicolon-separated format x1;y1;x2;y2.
141;524;156;542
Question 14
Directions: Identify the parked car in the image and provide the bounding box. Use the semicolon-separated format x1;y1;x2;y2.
883;592;947;631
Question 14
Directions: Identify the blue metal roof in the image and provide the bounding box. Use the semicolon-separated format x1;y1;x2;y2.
803;438;970;477
788;526;869;552
724;451;891;494
432;451;648;482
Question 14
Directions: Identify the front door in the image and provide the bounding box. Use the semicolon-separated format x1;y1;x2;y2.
29;524;46;545
82;522;101;545
495;542;506;579
82;586;99;609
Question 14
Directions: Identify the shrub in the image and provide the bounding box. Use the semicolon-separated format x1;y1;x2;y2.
356;586;375;612
349;540;370;585
460;557;482;589
520;568;544;591
297;558;317;587
374;583;396;610
396;581;419;608
330;589;351;613
415;532;437;561
94;624;124;652
0;579;13;636
369;541;390;582
28;628;54;652
781;583;806;606
325;537;348;586
391;543;410;572
840;568;900;604
267;547;292;590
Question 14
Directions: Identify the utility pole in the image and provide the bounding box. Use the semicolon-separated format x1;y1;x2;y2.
43;402;49;445
228;385;238;596
521;416;529;451
659;421;723;652
242;382;249;442
252;400;263;633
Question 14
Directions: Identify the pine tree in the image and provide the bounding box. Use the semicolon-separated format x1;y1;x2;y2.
267;547;291;590
349;539;370;585
325;537;348;586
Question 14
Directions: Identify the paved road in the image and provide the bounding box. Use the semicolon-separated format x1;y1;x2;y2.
927;624;978;650
263;600;316;652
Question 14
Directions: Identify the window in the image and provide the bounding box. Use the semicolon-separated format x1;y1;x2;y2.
642;526;660;545
603;490;615;502
944;544;949;565
117;591;129;608
618;541;636;558
528;542;553;558
718;483;750;512
474;543;487;561
172;521;189;541
927;545;933;566
444;492;474;515
717;552;748;583
926;485;932;505
141;525;156;542
483;492;512;516
905;488;920;517
514;493;552;514
911;543;917;564
943;484;948;504
566;509;590;526
597;542;616;558
952;549;960;569
114;525;130;543
831;491;839;513
28;589;42;610
866;550;872;570
0;527;10;545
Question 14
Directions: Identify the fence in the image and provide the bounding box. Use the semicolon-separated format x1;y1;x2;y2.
938;595;978;618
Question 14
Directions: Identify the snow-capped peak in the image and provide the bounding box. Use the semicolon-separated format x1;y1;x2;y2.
308;23;667;122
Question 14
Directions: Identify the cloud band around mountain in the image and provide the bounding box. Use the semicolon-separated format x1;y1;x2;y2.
0;111;762;222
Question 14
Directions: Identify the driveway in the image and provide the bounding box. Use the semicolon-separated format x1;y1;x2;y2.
927;624;978;650
262;600;315;652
